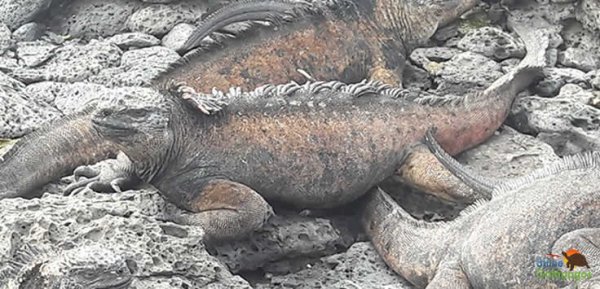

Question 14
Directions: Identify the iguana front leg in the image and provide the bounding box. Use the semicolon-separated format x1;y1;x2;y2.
63;151;140;195
162;178;274;243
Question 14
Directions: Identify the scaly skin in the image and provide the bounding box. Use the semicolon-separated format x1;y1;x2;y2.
154;0;478;92
362;131;600;289
1;245;132;289
0;110;118;199
68;21;548;242
0;21;546;243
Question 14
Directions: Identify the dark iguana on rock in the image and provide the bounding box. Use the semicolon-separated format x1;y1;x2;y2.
362;129;600;289
0;244;132;289
153;0;478;91
18;22;547;242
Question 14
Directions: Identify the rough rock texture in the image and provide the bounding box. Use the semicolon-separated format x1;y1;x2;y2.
0;0;599;287
0;23;13;55
161;23;196;52
0;72;61;138
534;67;588;97
255;242;412;289
126;2;205;37
433;51;504;94
10;40;122;84
456;126;560;178
559;47;598;72
0;189;252;288
11;22;44;42
457;26;525;60
23;82;164;116
108;32;161;49
0;0;52;30
509;84;600;156
576;0;600;33
89;46;180;86
45;0;141;39
211;215;359;274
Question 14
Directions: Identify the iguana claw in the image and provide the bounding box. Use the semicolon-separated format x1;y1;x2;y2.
63;152;139;196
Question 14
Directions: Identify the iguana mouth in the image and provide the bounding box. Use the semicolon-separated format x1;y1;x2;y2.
92;118;132;133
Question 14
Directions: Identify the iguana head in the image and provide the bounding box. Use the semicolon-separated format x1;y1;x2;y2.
91;101;175;175
8;245;133;289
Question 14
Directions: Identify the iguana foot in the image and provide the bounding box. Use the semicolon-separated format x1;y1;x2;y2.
395;143;486;203
63;152;139;195
170;179;274;243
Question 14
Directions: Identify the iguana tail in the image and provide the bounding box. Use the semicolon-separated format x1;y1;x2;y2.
181;0;310;52
361;188;454;288
482;15;550;100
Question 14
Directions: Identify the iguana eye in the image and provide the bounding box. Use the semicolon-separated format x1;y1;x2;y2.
99;109;112;117
83;271;96;279
128;109;147;118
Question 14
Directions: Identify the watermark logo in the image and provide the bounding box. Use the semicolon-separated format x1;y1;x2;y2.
534;248;593;282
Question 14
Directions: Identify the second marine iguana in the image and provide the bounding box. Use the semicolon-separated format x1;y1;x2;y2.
152;0;478;92
0;244;132;289
37;22;550;242
362;129;600;289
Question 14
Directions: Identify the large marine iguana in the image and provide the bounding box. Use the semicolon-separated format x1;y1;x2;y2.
362;129;600;289
12;21;547;242
152;0;478;91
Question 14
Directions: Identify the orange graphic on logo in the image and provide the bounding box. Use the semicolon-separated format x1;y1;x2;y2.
562;249;590;271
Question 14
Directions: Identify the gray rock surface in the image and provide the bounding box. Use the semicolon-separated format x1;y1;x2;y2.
89;46;180;86
11;22;44;42
0;72;61;138
108;32;161;49
46;0;141;39
457;26;525;60
0;189;252;288
561;20;600;70
10;39;122;84
409;47;463;73
1;1;599;287
535;67;588;97
126;2;205;37
433;51;504;94
509;84;600;155
588;70;600;90
212;215;359;274
255;242;413;289
558;47;598;72
576;0;600;33
15;41;57;67
0;0;52;30
162;23;196;52
457;126;559;178
0;23;13;55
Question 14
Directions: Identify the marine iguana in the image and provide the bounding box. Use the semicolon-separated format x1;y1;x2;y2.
153;0;478;91
362;129;600;289
33;21;549;242
0;244;132;289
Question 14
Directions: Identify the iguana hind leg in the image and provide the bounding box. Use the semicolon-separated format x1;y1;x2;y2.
395;144;489;204
426;260;471;289
170;179;273;243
